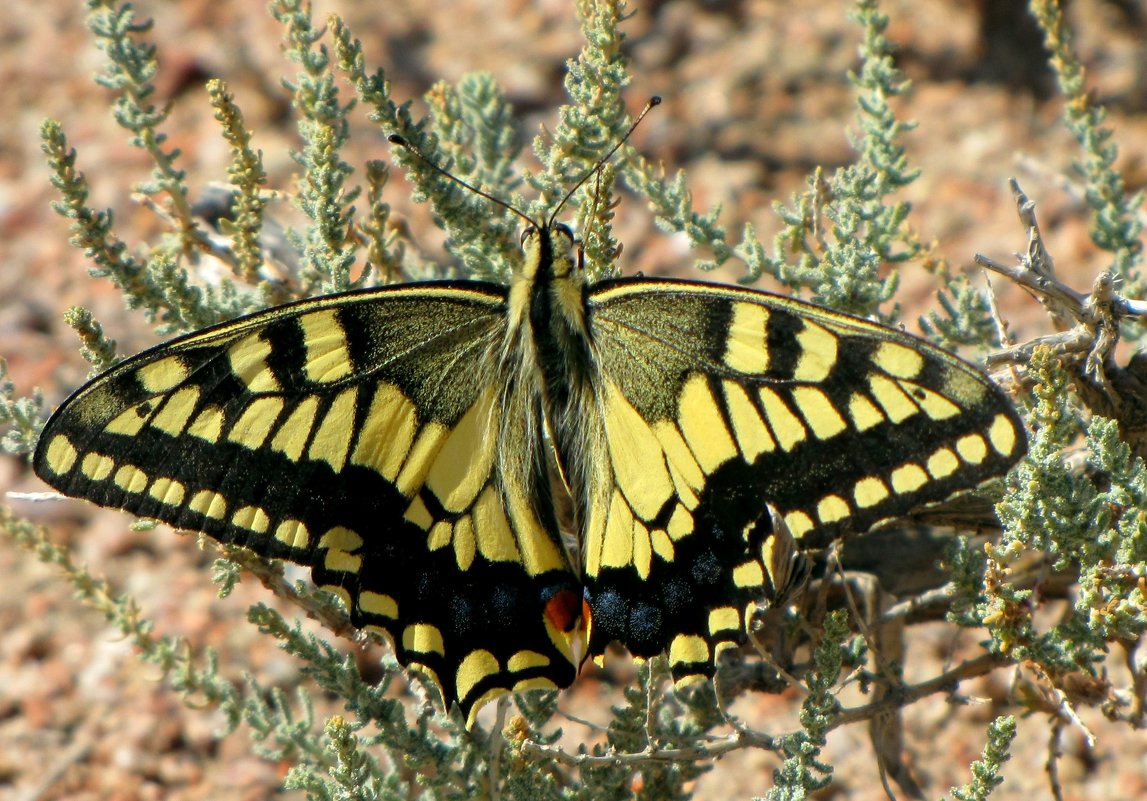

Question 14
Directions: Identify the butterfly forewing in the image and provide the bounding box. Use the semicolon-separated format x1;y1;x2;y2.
34;283;582;725
580;278;1025;684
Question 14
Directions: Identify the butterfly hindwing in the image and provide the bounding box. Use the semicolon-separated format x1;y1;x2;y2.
34;283;581;725
581;278;1025;683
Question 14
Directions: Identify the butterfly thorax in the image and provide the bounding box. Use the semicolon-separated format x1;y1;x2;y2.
525;226;593;393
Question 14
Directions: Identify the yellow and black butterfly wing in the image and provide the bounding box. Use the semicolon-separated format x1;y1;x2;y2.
33;284;581;725
581;278;1026;683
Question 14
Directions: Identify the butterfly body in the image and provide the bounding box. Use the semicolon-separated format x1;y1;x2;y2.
34;221;1026;726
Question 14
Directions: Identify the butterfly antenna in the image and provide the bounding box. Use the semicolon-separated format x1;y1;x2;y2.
387;134;535;228
547;95;662;228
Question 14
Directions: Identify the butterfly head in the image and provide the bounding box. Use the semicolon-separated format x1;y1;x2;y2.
519;221;580;282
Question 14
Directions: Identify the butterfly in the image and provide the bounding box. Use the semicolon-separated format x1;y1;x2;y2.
32;124;1027;727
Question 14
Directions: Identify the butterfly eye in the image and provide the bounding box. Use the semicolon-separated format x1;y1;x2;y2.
552;223;575;245
520;227;538;246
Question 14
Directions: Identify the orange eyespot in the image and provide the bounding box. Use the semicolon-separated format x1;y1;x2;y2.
542;587;582;633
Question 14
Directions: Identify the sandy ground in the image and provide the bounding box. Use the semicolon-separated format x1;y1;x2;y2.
2;0;1147;798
